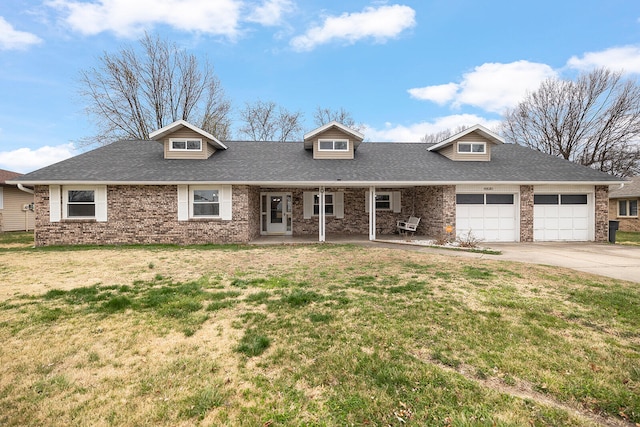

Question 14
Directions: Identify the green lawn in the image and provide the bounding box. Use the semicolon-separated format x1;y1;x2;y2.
0;244;638;426
616;230;640;245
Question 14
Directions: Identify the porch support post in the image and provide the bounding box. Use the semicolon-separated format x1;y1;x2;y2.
318;186;326;242
369;186;376;240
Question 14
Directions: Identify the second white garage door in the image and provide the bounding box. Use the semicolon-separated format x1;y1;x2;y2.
456;193;518;242
533;194;591;241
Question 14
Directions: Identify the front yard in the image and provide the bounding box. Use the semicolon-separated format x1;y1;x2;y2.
0;235;638;426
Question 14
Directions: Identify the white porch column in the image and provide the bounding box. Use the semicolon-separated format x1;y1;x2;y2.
369;186;376;240
318;186;326;242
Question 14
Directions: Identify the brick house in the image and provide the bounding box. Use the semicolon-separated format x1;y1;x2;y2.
609;176;640;232
9;120;622;246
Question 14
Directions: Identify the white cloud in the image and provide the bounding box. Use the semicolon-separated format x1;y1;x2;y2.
409;61;557;113
567;45;640;74
46;0;242;38
364;114;502;142
0;144;76;174
0;17;42;50
246;0;294;26
408;83;459;105
290;4;416;51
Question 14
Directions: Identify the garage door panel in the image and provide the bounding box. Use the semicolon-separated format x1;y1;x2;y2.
456;195;517;242
533;194;591;241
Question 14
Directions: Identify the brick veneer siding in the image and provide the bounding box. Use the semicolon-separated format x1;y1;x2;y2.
609;199;640;232
520;185;534;242
33;185;257;246
595;185;609;242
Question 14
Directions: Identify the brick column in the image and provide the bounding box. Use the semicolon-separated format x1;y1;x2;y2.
594;185;609;242
520;185;534;242
442;185;456;236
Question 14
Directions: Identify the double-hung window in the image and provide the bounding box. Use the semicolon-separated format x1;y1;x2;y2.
192;189;220;217
318;139;349;151
457;142;485;154
618;199;638;217
170;138;202;151
313;193;334;216
375;193;392;210
67;190;96;218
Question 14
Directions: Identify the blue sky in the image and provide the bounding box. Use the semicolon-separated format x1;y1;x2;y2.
1;0;640;173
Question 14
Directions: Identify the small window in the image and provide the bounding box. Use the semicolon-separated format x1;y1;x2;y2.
486;194;514;204
534;194;559;205
193;189;219;217
313;193;334;216
561;194;587;205
456;194;484;204
458;142;485;154
318;139;349;151
67;190;96;217
170;139;202;151
375;193;392;210
618;199;638;217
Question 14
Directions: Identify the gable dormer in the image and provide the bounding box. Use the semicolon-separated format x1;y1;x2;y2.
303;121;364;160
149;120;227;160
427;124;503;161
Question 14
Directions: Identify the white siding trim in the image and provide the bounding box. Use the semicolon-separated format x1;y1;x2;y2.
49;185;61;222
177;185;189;221
220;185;232;220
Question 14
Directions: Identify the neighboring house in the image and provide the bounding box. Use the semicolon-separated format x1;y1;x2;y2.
609;176;640;232
0;169;35;232
9;120;622;246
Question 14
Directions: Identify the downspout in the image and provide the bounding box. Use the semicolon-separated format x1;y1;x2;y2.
17;183;34;194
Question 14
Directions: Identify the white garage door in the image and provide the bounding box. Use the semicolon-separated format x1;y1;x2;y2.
456;193;517;242
533;194;590;241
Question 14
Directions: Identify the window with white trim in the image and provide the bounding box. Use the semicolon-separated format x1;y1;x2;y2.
457;142;485;154
66;189;96;218
59;186;107;221
191;189;220;217
318;139;349;151
170;138;202;151
618;199;638;217
375;192;392;210
313;193;334;216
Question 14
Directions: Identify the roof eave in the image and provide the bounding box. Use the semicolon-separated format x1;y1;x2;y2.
148;119;228;150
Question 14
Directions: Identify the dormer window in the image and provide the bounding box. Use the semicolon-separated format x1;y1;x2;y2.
458;142;485;154
318;139;349;151
170;138;202;151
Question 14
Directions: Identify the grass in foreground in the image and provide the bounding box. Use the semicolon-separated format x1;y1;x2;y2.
616;230;640;245
0;244;639;426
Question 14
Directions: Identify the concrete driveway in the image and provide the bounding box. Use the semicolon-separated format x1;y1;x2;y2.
483;242;640;283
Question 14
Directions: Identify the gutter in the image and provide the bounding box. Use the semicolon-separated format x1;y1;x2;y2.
16;183;35;194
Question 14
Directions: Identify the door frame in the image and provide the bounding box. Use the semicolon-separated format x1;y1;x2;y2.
260;192;293;235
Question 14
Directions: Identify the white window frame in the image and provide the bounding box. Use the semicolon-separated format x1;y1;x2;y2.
457;142;486;154
313;192;335;216
318;139;349;152
60;185;107;222
190;188;220;218
169;138;202;152
178;185;232;221
618;199;638;218
374;192;393;211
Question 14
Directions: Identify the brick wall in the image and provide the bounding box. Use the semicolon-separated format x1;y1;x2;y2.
609;199;640;232
34;185;258;246
595;185;609;242
520;185;534;242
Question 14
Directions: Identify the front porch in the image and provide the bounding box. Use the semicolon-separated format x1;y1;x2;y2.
249;232;434;245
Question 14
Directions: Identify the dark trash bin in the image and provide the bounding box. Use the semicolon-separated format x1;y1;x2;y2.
608;220;619;243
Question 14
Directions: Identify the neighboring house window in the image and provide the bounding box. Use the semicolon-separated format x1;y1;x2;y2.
67;190;95;217
618;199;638;217
318;139;349;151
458;142;485;154
314;193;334;216
192;189;219;217
170;138;202;151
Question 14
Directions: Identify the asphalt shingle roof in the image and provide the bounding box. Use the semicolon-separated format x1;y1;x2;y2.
609;176;640;198
13;140;621;184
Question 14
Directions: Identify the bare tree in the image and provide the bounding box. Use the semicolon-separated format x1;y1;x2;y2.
238;100;304;141
502;68;640;177
78;33;232;145
313;106;364;132
421;126;470;144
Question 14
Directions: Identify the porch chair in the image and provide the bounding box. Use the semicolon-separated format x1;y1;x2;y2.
396;216;421;234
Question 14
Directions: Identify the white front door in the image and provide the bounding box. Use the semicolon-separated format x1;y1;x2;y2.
261;193;292;235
